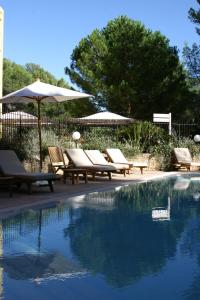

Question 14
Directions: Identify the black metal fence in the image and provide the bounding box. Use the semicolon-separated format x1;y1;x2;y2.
0;112;200;150
155;121;200;139
0;113;134;150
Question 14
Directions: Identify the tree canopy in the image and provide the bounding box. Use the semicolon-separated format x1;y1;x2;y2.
3;59;96;117
183;0;200;84
183;0;200;99
188;0;200;35
65;16;190;120
183;43;200;85
3;59;33;96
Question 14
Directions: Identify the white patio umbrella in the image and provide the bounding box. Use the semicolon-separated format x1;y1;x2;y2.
0;79;91;170
1;111;37;120
1;111;38;126
81;111;131;120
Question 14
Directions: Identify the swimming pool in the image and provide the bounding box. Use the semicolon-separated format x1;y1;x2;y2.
0;174;200;299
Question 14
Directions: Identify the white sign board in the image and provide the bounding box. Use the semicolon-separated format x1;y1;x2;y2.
153;113;170;123
153;113;172;135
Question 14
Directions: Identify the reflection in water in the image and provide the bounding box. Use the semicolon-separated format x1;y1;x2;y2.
0;175;200;299
65;176;200;296
70;192;115;210
66;187;178;288
152;196;171;221
0;252;86;283
173;177;191;191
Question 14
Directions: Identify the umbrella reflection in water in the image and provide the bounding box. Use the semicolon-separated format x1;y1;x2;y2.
0;252;87;284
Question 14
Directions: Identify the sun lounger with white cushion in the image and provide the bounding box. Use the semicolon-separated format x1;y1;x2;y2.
66;149;116;180
174;148;200;171
48;146;88;184
105;148;148;174
85;149;129;176
0;150;60;193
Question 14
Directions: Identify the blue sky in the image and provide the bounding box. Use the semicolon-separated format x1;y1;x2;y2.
0;0;199;85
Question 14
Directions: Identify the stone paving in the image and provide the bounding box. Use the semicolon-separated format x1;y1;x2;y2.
0;170;178;216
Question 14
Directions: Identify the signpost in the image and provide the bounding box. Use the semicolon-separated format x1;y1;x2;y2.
153;113;172;135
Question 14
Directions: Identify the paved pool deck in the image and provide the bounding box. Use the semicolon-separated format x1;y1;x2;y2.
0;170;181;216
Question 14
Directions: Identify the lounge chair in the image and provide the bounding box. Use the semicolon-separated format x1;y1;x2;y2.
48;146;69;173
0;150;60;193
85;149;129;176
105;148;148;174
65;149;116;180
48;146;87;184
173;148;200;171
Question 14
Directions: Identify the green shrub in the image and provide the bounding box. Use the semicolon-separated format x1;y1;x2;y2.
117;121;169;152
80;127;141;157
20;129;63;161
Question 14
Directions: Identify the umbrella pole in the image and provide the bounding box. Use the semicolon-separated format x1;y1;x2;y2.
37;100;42;171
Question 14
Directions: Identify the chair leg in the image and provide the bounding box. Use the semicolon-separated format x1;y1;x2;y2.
9;184;13;197
108;172;112;180
48;180;54;192
84;172;88;184
27;183;32;194
76;174;79;184
140;167;143;175
16;183;22;190
71;173;75;184
63;173;67;184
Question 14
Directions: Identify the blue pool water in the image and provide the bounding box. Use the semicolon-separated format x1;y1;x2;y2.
1;175;200;299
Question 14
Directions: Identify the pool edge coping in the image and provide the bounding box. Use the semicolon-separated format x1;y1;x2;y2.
0;171;192;218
